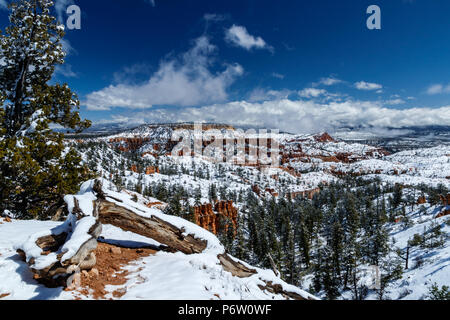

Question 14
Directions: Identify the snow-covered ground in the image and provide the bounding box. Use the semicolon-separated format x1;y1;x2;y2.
0;179;316;301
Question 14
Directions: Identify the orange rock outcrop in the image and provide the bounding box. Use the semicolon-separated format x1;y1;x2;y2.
193;201;238;236
314;132;335;143
436;194;450;219
417;196;427;205
290;188;320;200
145;166;160;175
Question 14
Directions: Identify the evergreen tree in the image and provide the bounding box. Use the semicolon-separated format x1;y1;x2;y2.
0;0;91;218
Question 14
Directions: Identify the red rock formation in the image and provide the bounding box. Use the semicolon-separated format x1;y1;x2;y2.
145;167;160;175
436;194;450;219
130;165;138;173
194;204;216;234
290;188;320;200
214;201;238;236
109;137;150;152
279;166;301;177
440;194;450;206
417;196;427;205
193;201;239;236
265;188;279;197
314;132;335;143
252;185;261;196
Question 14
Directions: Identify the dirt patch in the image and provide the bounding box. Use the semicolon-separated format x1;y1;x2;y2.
76;242;156;299
0;293;10;299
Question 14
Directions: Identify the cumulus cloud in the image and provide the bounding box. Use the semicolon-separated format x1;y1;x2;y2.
354;81;383;91
248;88;292;102
225;25;271;51
299;88;327;98
384;98;405;106
96;99;450;134
85;36;244;110
314;76;343;86
426;83;450;95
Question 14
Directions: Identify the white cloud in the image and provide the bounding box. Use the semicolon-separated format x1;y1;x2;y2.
145;0;156;7
85;36;244;110
299;88;327;98
55;64;77;78
271;73;285;79
0;0;8;10
54;0;74;22
248;88;292;102
426;83;450;95
315;76;343;86
225;25;271;51
384;98;405;106
98;99;450;134
354;81;383;91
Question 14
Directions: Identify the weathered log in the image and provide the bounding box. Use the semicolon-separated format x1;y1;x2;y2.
21;219;102;287
218;253;313;300
62;237;98;267
217;253;257;278
35;232;68;252
257;281;313;300
96;199;207;254
78;252;97;270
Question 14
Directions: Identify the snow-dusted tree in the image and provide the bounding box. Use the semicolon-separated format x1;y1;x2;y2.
0;0;92;218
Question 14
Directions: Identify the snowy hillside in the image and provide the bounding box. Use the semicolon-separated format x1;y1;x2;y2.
0;180;316;300
2;124;448;300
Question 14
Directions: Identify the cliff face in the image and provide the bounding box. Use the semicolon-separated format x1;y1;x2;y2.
417;196;427;205
436;194;450;218
194;201;238;236
290;188;320;200
109;137;150;152
314;132;335;143
130;166;160;175
145;166;160;175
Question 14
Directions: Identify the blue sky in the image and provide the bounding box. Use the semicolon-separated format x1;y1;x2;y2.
1;0;450;133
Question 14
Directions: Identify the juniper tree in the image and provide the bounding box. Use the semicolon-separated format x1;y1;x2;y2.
0;0;92;218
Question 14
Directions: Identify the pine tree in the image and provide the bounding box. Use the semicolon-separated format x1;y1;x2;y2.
0;0;92;218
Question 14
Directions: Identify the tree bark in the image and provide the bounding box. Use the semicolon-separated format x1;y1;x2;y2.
96;199;207;254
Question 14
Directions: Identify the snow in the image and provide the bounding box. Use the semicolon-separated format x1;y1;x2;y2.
1;178;316;300
99;182;224;252
0;217;316;300
0;220;74;300
59;216;97;263
110;251;315;300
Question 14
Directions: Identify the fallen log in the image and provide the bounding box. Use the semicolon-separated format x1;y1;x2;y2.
257;281;314;300
96;199;207;254
217;253;257;278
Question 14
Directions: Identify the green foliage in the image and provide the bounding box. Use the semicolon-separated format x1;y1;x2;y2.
0;0;92;219
427;283;450;300
408;233;424;247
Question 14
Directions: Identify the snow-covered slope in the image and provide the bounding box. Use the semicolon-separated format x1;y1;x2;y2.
0;180;317;300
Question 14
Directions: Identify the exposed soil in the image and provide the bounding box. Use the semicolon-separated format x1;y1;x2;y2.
75;242;156;299
0;293;10;299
